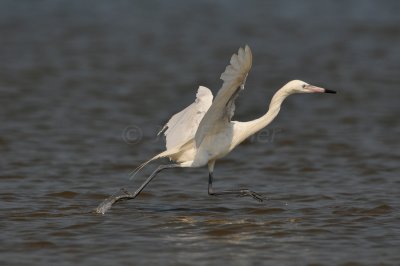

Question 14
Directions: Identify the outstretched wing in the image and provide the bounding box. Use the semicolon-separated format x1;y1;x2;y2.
158;86;213;150
195;45;252;147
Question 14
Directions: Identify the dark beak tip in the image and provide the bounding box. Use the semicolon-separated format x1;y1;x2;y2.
324;89;337;94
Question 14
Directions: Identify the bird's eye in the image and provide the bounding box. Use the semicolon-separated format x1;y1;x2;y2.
302;84;306;88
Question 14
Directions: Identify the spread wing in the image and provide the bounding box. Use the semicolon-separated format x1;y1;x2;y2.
158;86;213;150
194;45;252;147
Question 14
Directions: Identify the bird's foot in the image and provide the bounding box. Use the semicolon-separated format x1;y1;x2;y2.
94;188;134;214
237;189;266;202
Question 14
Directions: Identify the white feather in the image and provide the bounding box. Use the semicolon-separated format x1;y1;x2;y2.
158;86;213;150
195;45;253;147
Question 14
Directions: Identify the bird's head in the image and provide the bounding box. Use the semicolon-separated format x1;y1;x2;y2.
284;80;336;94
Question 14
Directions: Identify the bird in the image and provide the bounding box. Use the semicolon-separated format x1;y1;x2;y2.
95;45;336;214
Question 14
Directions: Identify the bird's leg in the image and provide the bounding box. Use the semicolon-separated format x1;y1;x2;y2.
95;164;180;214
207;172;265;202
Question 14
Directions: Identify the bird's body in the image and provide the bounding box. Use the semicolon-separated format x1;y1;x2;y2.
96;45;336;214
135;46;257;171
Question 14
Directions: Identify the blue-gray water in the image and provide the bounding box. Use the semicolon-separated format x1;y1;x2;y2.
1;1;399;265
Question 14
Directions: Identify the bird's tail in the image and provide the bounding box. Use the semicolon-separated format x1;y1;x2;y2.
128;148;182;180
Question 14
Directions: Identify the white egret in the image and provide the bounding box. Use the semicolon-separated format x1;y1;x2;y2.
96;45;336;214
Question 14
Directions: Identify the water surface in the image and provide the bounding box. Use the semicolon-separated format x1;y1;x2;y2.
1;1;399;265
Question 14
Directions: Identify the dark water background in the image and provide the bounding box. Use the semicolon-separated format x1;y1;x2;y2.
1;0;399;265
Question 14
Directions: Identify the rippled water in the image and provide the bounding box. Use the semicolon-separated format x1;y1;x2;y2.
1;1;399;265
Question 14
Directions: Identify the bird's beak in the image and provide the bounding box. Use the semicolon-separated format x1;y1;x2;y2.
307;85;336;94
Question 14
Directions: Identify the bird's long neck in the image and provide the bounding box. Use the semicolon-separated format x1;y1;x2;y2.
234;87;291;144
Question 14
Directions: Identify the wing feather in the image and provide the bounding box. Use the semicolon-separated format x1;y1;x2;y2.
158;86;213;150
195;45;252;147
